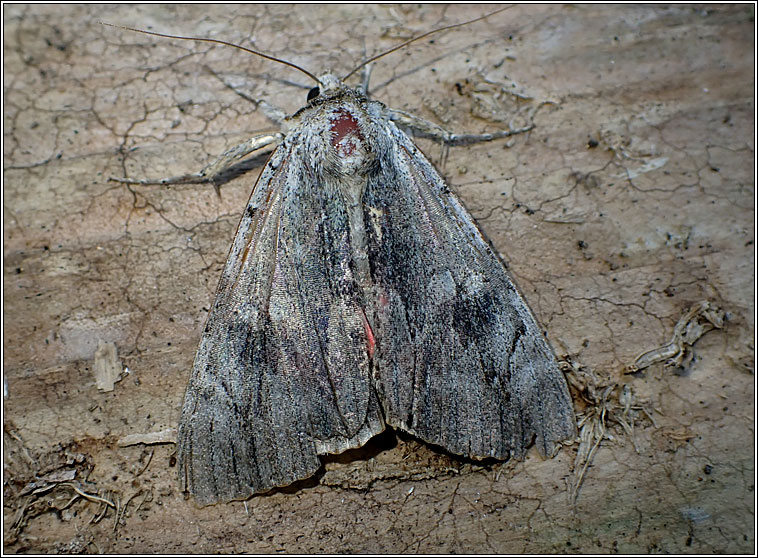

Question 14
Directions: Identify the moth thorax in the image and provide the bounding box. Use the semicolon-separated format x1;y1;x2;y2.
328;108;373;175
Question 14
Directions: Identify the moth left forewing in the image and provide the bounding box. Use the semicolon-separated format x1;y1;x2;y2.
178;130;385;505
270;124;386;455
364;119;576;460
177;142;322;505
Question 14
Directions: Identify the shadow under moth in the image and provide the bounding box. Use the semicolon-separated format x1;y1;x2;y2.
110;9;577;506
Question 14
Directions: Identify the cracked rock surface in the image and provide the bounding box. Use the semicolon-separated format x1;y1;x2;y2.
3;4;753;553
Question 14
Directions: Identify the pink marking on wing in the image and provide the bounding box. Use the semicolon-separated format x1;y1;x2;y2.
361;311;375;359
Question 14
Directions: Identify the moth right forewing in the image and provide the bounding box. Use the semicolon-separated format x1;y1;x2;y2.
364;121;576;461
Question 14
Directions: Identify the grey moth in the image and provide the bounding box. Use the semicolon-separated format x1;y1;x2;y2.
111;15;577;506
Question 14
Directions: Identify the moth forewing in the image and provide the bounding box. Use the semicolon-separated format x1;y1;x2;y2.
364;121;575;461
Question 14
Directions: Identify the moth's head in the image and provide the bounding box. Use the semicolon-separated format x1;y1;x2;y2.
306;73;351;104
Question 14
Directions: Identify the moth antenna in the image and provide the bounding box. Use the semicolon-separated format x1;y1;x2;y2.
342;5;515;82
99;22;322;86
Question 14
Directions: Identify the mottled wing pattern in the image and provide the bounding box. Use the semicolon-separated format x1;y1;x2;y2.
364;123;576;461
177;137;384;505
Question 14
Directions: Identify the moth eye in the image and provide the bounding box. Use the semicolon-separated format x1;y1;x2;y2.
307;86;320;102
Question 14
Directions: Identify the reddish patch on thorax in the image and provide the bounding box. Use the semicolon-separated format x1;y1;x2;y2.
330;110;363;157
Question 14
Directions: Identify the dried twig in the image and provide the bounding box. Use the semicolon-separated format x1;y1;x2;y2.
627;301;725;374
563;358;656;505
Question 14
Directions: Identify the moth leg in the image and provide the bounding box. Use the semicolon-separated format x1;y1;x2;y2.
389;109;534;146
256;101;289;128
202;65;290;128
109;132;284;185
358;63;373;96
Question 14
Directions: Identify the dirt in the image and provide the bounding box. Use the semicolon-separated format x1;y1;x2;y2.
3;4;754;554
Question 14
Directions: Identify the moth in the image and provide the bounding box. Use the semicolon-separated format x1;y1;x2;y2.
110;10;576;506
